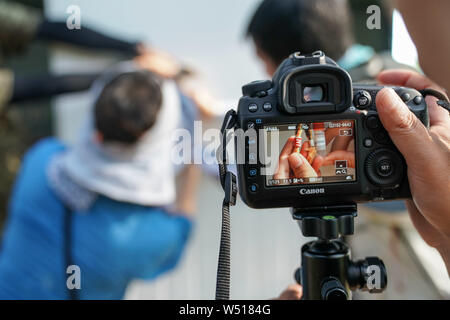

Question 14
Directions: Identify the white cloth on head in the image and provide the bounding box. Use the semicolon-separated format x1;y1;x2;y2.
56;62;181;207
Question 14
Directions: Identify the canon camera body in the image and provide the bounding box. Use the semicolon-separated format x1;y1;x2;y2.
235;51;429;209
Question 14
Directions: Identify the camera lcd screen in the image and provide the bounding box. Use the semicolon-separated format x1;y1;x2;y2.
264;120;356;186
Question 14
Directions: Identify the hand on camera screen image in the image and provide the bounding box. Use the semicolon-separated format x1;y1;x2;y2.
270;120;355;186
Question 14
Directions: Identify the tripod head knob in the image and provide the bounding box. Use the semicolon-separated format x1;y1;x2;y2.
321;277;348;300
349;257;388;293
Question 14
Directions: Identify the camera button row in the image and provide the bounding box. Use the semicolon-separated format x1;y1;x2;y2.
248;102;273;113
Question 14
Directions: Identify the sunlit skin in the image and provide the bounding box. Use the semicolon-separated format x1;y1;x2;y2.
375;70;450;273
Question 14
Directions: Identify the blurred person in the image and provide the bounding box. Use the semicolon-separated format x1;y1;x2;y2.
0;0;188;234
0;67;200;299
0;0;185;112
245;0;411;81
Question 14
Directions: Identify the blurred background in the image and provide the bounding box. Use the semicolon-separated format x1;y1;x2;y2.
0;0;448;299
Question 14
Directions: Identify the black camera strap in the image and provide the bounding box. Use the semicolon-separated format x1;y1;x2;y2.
419;89;450;112
215;109;237;300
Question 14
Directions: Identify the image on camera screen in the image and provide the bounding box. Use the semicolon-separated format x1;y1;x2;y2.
264;120;356;186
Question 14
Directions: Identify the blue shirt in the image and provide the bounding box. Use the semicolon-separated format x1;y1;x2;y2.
0;138;192;299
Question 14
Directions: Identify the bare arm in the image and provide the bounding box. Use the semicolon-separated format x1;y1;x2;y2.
174;165;201;218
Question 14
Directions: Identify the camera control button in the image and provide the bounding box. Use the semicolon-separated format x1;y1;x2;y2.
248;168;258;177
413;96;423;105
354;90;372;109
401;92;411;102
263;102;273;112
366;116;380;130
248;103;258;112
376;159;394;177
249;183;259;193
363;138;373;148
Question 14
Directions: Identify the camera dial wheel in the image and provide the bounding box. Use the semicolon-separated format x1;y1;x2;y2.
353;90;372;110
365;149;405;187
242;80;272;98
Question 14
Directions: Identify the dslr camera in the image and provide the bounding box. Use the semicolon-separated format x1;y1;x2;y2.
236;51;429;209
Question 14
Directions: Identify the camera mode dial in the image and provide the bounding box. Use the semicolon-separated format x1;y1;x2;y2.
353;90;372;109
365;149;404;187
242;80;272;97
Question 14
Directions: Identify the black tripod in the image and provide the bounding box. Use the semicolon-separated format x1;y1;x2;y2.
292;203;387;300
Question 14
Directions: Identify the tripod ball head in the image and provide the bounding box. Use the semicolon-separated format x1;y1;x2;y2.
300;240;388;299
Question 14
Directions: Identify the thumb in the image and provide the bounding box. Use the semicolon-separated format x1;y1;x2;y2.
288;153;318;178
375;88;430;166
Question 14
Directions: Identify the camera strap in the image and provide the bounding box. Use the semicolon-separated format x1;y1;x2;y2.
215;109;237;300
418;88;450;112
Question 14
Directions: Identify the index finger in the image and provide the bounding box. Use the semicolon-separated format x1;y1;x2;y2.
377;69;445;93
279;136;295;157
377;69;449;126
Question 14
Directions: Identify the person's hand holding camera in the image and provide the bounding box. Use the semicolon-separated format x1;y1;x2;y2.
376;69;450;272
